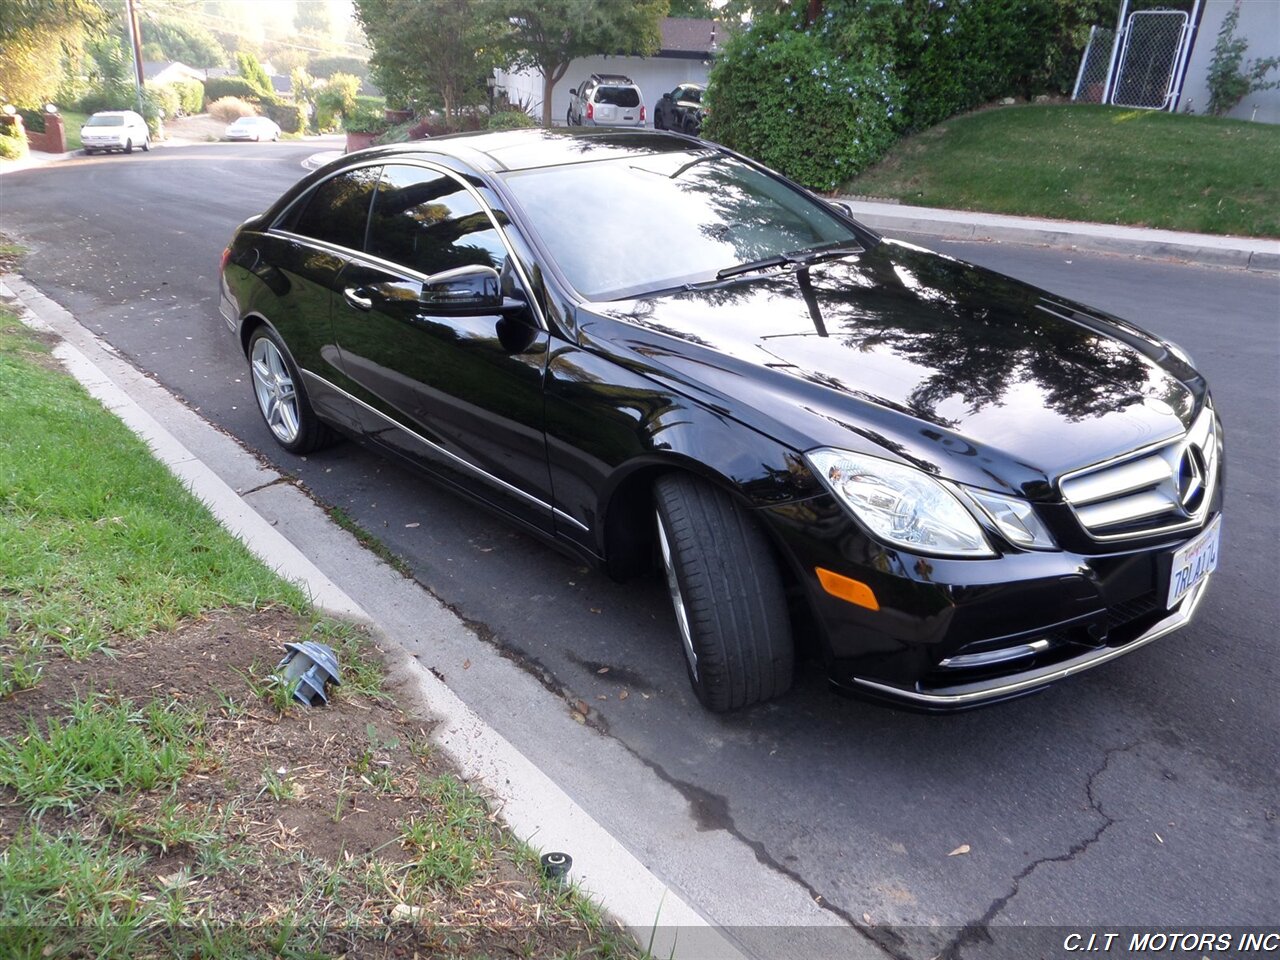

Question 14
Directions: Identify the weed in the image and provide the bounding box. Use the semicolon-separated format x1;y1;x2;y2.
399;775;496;894
0;696;203;815
0;636;46;697
259;768;297;802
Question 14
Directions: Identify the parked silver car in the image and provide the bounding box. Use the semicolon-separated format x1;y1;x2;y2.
566;74;646;127
81;111;150;155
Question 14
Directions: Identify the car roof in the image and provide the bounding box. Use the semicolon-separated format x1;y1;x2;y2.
347;128;708;174
91;111;137;117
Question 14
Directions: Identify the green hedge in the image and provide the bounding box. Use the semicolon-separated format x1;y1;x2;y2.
170;79;205;115
261;101;306;135
703;9;900;191
487;110;536;130
203;76;265;106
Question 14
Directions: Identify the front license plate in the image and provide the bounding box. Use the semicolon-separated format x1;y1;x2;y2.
1167;517;1221;609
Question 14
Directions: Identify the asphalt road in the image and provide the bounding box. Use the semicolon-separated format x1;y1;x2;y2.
3;143;1277;954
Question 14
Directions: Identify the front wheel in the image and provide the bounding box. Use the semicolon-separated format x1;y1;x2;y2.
247;326;337;454
654;474;794;712
566;107;574;126
124;139;133;154
141;137;150;152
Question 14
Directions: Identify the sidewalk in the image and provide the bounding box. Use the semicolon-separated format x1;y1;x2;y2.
834;197;1280;273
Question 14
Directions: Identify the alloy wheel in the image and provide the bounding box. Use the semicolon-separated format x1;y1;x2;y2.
250;337;300;444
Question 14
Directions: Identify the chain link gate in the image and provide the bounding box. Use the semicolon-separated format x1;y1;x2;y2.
1112;9;1192;109
1072;25;1119;103
1071;2;1200;111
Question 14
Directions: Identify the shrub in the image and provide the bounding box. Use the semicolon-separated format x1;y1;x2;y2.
703;9;901;191
1206;1;1280;116
18;108;45;133
0;123;27;160
145;83;181;122
487;109;536;130
203;76;263;106
75;84;135;115
343;103;388;134
235;52;275;99
261;100;306;135
314;73;360;130
208;97;258;123
845;0;1061;131
171;78;205;116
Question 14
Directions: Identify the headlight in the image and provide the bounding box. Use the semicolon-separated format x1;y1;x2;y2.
806;449;993;557
962;487;1057;550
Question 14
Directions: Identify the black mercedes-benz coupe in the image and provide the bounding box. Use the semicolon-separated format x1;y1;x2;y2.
219;129;1223;713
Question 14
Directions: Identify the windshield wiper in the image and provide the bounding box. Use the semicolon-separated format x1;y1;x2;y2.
714;243;863;281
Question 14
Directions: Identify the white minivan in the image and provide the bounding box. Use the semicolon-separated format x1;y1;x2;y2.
81;111;150;155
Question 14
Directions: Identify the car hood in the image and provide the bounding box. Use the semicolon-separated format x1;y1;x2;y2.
583;240;1205;498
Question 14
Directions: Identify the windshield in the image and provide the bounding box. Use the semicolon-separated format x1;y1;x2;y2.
595;86;640;107
85;116;125;127
501;152;861;300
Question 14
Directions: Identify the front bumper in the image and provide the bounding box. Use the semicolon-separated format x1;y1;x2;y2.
760;487;1223;710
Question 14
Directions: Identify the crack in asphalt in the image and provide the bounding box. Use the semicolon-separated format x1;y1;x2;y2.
940;741;1141;960
239;476;295;496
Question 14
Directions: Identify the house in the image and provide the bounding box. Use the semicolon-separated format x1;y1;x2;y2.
142;61;207;86
493;18;722;124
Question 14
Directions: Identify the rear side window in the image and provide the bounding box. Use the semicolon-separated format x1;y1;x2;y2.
595;86;640;107
288;166;382;251
365;164;507;277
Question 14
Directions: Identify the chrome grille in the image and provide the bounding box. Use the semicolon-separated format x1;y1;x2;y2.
1060;406;1218;541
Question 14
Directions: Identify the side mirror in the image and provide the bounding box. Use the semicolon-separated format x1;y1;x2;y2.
419;264;501;311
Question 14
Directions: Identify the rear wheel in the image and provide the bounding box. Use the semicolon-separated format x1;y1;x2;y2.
653;474;794;712
124;139;133;154
141;136;150;152
247;326;337;454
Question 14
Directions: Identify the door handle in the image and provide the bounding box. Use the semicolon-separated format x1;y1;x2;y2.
343;286;373;310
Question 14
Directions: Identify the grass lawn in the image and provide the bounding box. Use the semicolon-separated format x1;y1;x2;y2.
59;110;88;151
0;303;641;958
845;104;1280;237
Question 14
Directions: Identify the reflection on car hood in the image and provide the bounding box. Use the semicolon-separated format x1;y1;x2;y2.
586;240;1203;497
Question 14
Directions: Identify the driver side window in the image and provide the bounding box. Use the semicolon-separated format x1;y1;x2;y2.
366;164;507;279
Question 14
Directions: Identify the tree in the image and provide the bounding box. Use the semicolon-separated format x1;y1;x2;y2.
236;51;274;97
0;0;109;106
294;0;332;38
354;0;505;123
500;0;669;126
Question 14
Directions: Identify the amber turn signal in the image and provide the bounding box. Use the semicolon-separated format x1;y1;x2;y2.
815;568;880;611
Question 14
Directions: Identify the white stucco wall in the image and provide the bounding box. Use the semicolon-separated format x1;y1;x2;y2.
494;56;713;125
1179;0;1280;122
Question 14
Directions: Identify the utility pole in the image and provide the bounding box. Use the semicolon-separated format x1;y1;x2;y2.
125;0;146;110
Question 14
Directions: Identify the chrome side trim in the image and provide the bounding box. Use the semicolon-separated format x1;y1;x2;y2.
852;577;1209;706
300;369;588;533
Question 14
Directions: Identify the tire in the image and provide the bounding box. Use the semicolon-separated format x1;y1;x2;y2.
124;139;133;154
654;110;666;131
84;147;95;155
566;107;574;126
653;474;794;712
247;325;337;454
141;137;149;152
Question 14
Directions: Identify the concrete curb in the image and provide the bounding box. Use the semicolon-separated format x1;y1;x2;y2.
0;149;78;175
0;275;752;960
836;198;1280;273
302;149;344;171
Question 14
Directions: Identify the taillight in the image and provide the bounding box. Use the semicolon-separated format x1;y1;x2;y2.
586;102;594;120
640;105;646;122
220;247;231;273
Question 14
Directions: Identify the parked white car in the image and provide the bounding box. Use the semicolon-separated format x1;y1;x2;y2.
225;116;282;142
81;111;150;155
